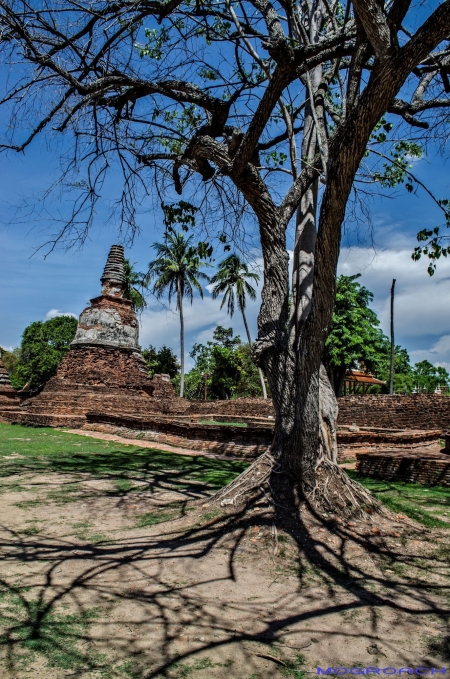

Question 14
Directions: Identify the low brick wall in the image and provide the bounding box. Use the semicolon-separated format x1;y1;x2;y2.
186;394;450;433
187;398;275;418
85;412;270;458
338;394;450;430
356;451;450;486
84;412;440;462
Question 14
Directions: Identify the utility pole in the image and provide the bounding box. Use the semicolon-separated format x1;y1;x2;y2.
389;279;396;395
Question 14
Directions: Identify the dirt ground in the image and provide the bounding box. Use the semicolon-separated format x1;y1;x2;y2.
0;432;449;678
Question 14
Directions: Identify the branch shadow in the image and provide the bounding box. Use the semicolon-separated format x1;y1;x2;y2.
0;448;449;678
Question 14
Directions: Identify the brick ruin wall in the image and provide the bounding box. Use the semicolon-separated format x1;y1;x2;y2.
1;346;189;428
338;394;450;430
83;412;440;462
186;398;275;418
356;451;450;486
187;394;450;432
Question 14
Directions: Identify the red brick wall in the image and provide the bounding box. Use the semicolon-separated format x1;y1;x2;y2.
356;451;450;486
337;394;450;431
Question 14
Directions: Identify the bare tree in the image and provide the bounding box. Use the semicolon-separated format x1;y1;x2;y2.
1;0;450;516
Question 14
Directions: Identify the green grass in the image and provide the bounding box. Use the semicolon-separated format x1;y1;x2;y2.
0;422;247;497
0;586;142;677
347;470;450;528
198;419;248;427
0;585;104;673
168;657;232;678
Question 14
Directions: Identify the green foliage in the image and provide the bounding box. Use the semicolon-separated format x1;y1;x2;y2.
372;140;422;189
412;198;450;275
323;274;389;394
147;231;211;308
375;346;415;394
141;344;180;378
123;258;148;311
412;360;449;393
265;150;287;166
210;253;259;318
162;201;198;232
0;347;21;388
13;316;78;390
179;326;262;400
324;275;448;394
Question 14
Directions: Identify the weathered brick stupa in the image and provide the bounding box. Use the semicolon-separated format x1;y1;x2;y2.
0;348;20;418
5;245;186;427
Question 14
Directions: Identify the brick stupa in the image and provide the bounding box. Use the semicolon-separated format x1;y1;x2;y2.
0;348;20;418
6;245;184;427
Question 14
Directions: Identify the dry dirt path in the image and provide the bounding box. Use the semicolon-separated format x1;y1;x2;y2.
0;431;449;679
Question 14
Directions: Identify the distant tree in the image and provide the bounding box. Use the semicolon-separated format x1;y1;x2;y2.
1;347;21;389
142;345;180;379
210;254;267;399
181;326;262;400
147;232;210;397
370;345;414;394
14;316;78;390
123;259;148;312
413;360;450;393
323;275;388;396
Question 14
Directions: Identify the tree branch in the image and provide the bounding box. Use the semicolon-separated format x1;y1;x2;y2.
352;0;392;57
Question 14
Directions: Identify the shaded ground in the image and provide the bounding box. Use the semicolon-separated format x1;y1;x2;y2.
0;422;449;679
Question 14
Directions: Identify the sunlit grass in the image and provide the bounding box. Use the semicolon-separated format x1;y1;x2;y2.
347;470;450;528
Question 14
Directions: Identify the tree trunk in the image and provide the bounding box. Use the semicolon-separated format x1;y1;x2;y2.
335;365;347;397
287;3;339;478
177;279;185;398
389;279;396;395
211;2;446;517
240;304;267;399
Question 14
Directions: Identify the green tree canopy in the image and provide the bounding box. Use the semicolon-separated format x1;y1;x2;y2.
324;276;450;395
13;316;78;390
123;259;148;312
142;345;180;379
179;326;263;400
146;230;211;397
412;360;450;393
210;254;267;398
323;274;389;395
1;347;21;389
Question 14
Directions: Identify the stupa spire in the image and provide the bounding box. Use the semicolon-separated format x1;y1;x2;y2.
101;245;126;296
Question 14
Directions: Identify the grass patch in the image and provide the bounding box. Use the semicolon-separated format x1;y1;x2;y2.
198;419;248;427
0;586;104;674
135;502;186;528
13;498;46;509
169;657;232;678
0;422;247;496
347;470;450;528
282;653;306;678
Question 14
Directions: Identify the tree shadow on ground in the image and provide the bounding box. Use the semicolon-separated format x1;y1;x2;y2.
0;453;449;678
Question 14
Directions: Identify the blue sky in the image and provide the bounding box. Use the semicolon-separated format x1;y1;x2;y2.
1;118;450;372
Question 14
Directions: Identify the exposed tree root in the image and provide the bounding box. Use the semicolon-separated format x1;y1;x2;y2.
305;456;385;519
205;451;385;521
206;451;277;509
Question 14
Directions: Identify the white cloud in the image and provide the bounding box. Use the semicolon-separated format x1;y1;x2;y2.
133;243;450;374
44;308;78;320
338;246;450;339
409;335;450;370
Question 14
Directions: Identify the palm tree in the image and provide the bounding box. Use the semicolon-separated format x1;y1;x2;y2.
210;253;267;399
147;232;210;397
123;258;148;312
